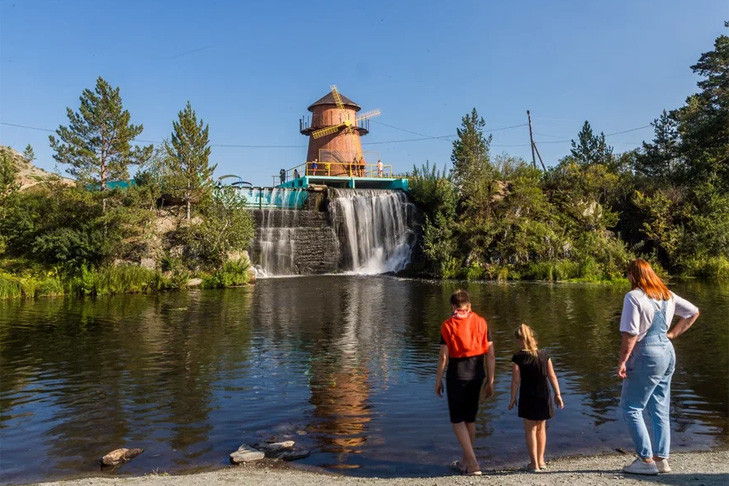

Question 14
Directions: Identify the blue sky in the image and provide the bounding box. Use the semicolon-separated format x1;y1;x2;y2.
1;1;726;185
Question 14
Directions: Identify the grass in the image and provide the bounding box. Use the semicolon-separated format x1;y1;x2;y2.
0;260;253;300
201;258;251;288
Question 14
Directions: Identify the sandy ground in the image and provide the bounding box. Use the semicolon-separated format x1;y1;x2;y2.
32;450;729;486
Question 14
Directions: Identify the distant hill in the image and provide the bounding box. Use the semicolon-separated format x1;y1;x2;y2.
0;145;74;190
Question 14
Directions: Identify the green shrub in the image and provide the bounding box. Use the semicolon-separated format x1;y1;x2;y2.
496;265;511;281
682;255;729;280
439;257;461;280
463;262;485;281
165;269;191;290
578;257;602;281
202;258;250;288
524;262;555;281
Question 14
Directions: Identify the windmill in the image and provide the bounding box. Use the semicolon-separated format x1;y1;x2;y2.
300;85;380;176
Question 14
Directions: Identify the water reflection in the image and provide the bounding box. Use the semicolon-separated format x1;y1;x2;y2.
0;277;726;483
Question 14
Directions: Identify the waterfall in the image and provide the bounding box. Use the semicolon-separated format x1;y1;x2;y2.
248;188;306;277
250;188;415;276
328;188;415;274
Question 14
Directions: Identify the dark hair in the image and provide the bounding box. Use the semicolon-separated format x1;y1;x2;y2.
450;289;471;308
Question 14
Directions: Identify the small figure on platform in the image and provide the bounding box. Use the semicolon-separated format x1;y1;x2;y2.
324;162;331;176
279;168;286;184
293;168;300;179
377;159;384;177
311;159;318;175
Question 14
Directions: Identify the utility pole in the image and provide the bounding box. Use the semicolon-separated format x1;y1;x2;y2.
527;110;546;171
527;110;537;169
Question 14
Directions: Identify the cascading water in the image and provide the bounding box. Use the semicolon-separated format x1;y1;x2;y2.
249;187;416;277
247;188;307;276
328;188;416;274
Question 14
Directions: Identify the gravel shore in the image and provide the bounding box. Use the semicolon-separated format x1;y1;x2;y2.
33;450;729;486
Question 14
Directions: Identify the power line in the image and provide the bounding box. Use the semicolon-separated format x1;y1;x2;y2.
213;143;305;148
0;122;55;132
371;120;449;139
485;123;529;132
0;120;653;149
605;124;652;136
363;135;454;145
372;120;527;139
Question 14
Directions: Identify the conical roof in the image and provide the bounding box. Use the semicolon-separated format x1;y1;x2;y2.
307;91;361;112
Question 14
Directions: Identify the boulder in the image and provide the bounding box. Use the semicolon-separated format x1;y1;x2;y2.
186;278;203;287
101;448;144;466
230;445;265;464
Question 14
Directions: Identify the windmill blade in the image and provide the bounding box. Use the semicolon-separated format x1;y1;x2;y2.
312;123;345;139
330;84;345;112
356;109;381;121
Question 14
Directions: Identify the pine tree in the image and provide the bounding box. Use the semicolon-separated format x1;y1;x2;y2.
570;121;613;165
165;101;216;221
673;22;729;189
22;144;35;164
451;108;492;200
636;110;681;180
49;77;152;198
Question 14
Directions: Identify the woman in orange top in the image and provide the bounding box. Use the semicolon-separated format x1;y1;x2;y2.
435;289;495;476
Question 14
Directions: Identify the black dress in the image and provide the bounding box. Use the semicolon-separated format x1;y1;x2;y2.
512;349;554;421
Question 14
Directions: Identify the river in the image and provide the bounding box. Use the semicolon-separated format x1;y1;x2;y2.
0;277;726;483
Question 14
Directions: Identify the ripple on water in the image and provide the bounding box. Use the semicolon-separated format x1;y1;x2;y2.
0;277;727;482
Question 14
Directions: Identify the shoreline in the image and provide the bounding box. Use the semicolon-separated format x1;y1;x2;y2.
27;449;729;486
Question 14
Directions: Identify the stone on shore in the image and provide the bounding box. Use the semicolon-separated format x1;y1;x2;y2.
229;445;265;464
260;441;295;455
100;448;144;466
186;278;203;288
280;449;311;461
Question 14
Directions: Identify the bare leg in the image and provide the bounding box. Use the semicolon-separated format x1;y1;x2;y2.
536;420;547;467
452;422;480;473
463;422;476;464
523;419;539;470
466;422;476;447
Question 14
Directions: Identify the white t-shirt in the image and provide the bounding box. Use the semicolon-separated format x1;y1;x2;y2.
619;289;699;341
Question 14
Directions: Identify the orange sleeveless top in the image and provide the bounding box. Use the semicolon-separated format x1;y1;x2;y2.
440;310;490;358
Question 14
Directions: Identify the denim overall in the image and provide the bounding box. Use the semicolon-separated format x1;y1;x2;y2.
620;298;676;459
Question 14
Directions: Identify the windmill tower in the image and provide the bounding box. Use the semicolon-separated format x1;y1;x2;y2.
299;86;380;176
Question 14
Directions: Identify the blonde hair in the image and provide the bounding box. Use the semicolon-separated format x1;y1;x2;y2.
627;259;671;301
515;324;538;356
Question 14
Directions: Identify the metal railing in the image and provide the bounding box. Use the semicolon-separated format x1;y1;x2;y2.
272;161;394;185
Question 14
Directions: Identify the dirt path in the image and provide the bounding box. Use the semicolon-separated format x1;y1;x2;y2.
33;450;729;486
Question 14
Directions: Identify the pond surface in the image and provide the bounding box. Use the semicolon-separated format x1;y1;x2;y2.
1;277;727;483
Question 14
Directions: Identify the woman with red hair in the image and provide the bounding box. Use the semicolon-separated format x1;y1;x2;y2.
617;259;700;475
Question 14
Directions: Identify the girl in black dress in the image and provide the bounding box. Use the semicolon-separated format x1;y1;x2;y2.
509;324;564;472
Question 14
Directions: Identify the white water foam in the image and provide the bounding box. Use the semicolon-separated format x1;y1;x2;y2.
251;188;306;277
252;188;415;277
328;188;415;274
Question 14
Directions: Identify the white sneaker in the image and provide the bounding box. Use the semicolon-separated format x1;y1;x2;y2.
623;458;659;475
655;458;671;473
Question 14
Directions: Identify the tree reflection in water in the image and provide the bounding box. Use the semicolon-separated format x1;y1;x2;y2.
0;277;726;482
